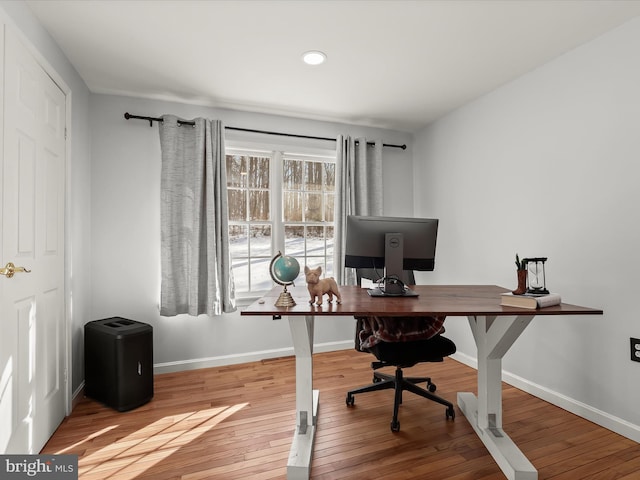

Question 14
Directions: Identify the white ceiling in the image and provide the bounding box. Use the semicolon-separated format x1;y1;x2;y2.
25;0;640;132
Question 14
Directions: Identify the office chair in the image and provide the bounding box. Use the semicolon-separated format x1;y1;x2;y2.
345;269;456;432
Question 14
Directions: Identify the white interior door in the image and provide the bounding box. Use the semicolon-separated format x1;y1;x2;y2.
0;27;67;454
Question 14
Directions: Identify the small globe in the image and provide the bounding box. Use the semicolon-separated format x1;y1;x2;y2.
271;254;300;284
269;252;300;307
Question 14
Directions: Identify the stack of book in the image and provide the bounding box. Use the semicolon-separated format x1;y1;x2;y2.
500;292;562;309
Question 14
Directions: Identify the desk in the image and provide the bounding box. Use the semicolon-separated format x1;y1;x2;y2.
242;285;602;480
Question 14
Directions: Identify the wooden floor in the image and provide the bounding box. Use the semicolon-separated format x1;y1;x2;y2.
42;349;640;480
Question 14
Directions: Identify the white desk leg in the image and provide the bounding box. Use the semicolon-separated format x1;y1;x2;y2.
287;315;319;480
458;314;537;480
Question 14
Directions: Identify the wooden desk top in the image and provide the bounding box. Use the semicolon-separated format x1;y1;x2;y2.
241;285;603;317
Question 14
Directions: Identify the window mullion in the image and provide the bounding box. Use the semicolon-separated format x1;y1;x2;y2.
272;150;284;255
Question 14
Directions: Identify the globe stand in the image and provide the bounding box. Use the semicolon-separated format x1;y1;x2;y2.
275;285;296;307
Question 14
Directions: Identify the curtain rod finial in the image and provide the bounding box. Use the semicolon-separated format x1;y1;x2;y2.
124;112;154;126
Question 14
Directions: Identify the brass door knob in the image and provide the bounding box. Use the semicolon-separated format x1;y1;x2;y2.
0;262;31;278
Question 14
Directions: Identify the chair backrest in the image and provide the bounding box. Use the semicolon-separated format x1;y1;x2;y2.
354;268;416;353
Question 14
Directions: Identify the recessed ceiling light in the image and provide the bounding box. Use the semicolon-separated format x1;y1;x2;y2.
302;51;326;66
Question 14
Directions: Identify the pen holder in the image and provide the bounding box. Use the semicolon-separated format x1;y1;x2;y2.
512;269;527;295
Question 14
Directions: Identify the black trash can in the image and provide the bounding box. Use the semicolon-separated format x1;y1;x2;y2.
84;317;154;411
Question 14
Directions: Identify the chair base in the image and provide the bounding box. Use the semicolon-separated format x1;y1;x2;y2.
346;366;455;432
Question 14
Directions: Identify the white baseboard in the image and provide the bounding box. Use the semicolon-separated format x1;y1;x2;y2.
451;352;640;444
153;340;354;374
71;382;85;411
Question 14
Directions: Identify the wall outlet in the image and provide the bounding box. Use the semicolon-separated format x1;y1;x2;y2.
631;338;640;363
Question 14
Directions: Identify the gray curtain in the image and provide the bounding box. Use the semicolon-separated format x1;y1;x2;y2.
159;115;236;317
334;136;383;285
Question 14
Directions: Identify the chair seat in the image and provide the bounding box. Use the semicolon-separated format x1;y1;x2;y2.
366;334;456;367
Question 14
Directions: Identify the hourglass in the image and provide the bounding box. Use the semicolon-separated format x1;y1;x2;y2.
525;257;549;294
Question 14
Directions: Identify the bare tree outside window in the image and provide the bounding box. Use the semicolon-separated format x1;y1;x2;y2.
283;154;335;275
227;149;336;296
227;153;272;293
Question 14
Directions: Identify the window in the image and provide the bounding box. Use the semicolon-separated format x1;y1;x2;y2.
226;146;336;297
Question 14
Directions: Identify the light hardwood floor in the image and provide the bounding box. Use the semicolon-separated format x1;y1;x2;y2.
42;349;640;479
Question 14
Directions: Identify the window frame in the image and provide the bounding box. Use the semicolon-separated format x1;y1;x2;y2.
226;139;337;305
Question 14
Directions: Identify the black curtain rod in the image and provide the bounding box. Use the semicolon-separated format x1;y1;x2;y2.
123;112;407;150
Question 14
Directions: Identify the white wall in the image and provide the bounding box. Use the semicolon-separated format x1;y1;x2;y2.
0;1;93;395
413;17;640;440
89;93;413;371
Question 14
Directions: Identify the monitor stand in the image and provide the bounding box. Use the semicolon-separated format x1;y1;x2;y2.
367;287;419;297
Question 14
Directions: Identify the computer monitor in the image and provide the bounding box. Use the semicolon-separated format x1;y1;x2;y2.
344;215;439;296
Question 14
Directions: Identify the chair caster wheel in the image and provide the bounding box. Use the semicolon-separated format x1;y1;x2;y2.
346;394;355;407
446;407;455;420
390;420;400;432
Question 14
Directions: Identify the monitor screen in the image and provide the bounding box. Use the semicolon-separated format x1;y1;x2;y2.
344;215;438;295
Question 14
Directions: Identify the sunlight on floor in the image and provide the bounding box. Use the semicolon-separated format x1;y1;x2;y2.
54;403;248;479
53;425;120;454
